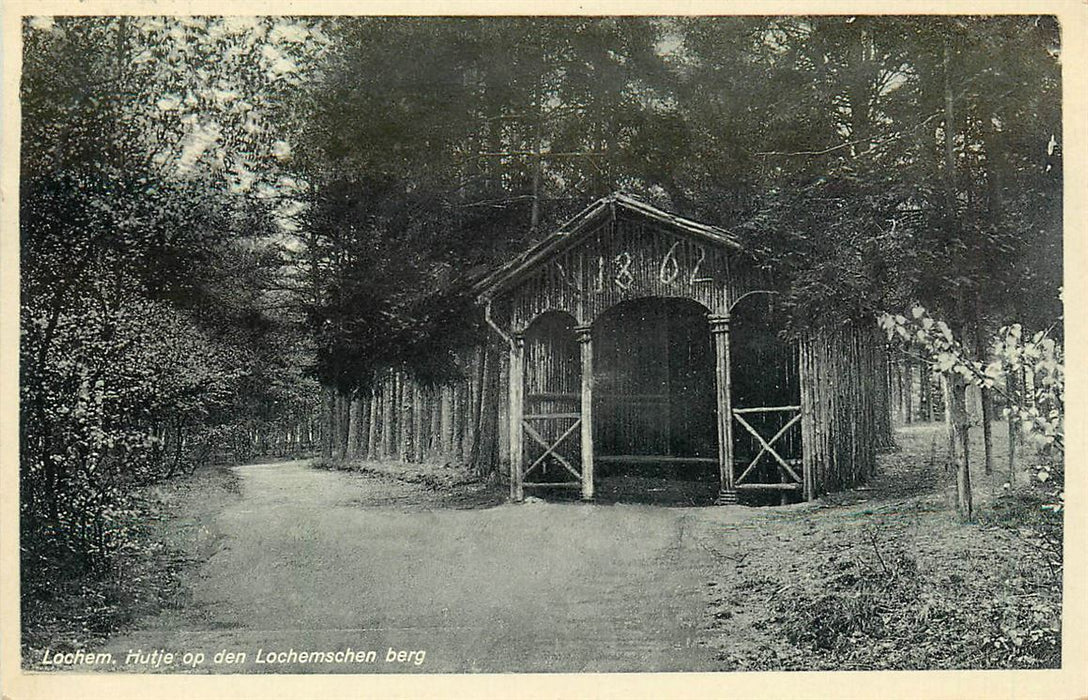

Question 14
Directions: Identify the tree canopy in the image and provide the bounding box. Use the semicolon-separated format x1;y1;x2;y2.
285;15;1060;388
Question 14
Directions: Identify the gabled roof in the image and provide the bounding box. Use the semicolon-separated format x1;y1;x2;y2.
476;192;742;300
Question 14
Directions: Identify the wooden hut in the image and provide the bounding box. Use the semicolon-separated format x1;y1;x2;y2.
476;193;888;504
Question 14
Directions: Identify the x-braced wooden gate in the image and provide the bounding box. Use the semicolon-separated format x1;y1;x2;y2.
522;409;583;488
731;404;803;496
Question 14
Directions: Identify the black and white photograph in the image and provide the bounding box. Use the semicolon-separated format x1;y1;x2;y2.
1;5;1082;699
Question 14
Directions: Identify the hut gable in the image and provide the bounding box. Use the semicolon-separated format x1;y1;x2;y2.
479;193;761;332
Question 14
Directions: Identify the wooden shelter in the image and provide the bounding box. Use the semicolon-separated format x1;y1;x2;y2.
477;193;889;504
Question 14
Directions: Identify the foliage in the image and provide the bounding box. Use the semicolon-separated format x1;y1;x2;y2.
20;291;244;566
22;464;242;663
20;17;325;579
879;305;1063;576
294;18;683;392
879;306;1064;458
670;16;1060;335
274;15;1064;405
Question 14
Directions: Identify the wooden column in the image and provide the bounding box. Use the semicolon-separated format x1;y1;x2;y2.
709;314;736;504
508;333;525;502
575;324;595;501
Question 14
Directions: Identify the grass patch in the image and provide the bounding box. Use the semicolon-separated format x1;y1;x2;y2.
765;528;1060;670
312;457;506;509
313;456;485;490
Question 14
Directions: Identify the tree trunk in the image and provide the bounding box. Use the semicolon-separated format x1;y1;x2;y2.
969;302;994;476
941;375;956;474
393;373;404;461
412;383;424;462
341;393;351;457
359;391;371;459
947;374;973;519
916;362;928;422
1020;366;1029;445
346;392;362;458
453;381;466;463
440;385;453;457
429;386;442;460
366;389;379;460
1007;370;1017;484
333;392;348;460
469;345;488;470
321;386;335;459
942;39;958;209
385;372;398;459
476;343;501;479
980;388;994;475
894;360;904;424
904;361;914;424
924;363;935;422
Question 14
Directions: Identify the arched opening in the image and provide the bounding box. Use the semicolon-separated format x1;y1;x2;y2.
591;297;719;505
729;294;802;505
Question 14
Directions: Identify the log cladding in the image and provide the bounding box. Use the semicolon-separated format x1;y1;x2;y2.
798;323;891;500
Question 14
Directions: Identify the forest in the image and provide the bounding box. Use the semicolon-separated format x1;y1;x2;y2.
18;15;1063;664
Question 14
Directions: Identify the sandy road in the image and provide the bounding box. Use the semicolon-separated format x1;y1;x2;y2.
94;459;751;674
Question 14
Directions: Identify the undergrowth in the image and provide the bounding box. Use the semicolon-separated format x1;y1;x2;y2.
21;465;240;666
763;502;1061;670
312;456;483;490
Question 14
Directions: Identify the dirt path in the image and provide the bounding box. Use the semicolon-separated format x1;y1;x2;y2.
95;460;756;674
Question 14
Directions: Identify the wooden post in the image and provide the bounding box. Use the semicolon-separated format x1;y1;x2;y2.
709;314;736;504
575;324;595;501
508;334;525;502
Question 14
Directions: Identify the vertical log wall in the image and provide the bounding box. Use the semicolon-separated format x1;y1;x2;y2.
321;342;505;478
799;323;892;500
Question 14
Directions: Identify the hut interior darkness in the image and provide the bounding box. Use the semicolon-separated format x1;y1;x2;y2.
478;193;888;505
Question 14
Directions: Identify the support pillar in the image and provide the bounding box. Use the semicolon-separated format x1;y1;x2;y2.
508;333;525;502
575;324;595;501
709;314;736;504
